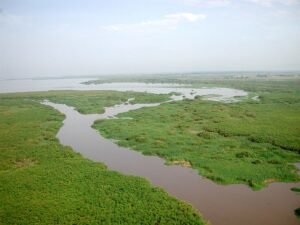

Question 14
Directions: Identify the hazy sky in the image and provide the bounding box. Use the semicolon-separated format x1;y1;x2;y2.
0;0;300;78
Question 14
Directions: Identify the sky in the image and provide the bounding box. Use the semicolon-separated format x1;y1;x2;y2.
0;0;300;78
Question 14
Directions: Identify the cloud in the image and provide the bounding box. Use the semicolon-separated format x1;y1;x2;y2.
165;13;204;22
101;13;206;32
178;0;299;7
176;0;230;7
247;0;299;6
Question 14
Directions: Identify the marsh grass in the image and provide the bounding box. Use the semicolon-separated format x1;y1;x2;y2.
295;208;300;218
94;79;300;190
291;187;300;193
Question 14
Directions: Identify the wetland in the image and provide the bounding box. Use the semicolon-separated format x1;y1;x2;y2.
1;75;300;225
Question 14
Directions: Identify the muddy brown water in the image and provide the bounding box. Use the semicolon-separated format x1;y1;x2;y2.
43;101;300;225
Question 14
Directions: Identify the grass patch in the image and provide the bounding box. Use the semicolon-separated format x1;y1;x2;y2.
0;94;206;225
295;208;300;218
291;187;300;192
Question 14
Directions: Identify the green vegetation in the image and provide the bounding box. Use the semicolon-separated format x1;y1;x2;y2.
0;94;206;225
291;187;300;192
83;72;300;86
94;79;300;190
295;208;300;218
0;90;171;114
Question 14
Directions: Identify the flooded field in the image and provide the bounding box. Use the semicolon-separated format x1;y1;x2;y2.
0;79;247;102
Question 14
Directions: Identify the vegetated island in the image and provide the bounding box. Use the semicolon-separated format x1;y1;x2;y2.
91;76;300;190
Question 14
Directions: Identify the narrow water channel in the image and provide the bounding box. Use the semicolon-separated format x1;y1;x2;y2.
43;101;300;225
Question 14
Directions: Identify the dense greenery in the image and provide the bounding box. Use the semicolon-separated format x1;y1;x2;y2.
291;187;300;193
0;94;206;225
295;208;300;218
94;79;300;189
0;90;171;114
